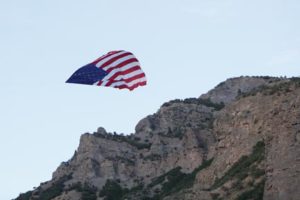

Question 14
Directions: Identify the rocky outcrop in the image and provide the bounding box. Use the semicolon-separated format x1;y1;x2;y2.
200;76;283;104
15;76;300;200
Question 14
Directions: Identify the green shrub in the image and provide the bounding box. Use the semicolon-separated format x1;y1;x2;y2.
236;179;265;200
36;182;64;200
99;180;126;200
160;167;187;196
238;77;300;98
162;98;225;111
163;158;214;196
197;98;225;111
15;191;33;200
124;139;152;150
144;154;162;161
79;183;98;200
116;156;135;165
211;193;221;200
93;132;152;150
211;141;265;190
94;159;214;200
148;158;214;198
148;167;182;188
159;127;184;139
251;167;265;178
33;174;72;200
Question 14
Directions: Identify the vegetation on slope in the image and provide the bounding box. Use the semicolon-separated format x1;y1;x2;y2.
210;141;266;200
93;131;152;150
68;182;98;200
96;159;213;200
148;158;214;198
99;180;127;200
162;98;225;111
15;174;73;200
238;77;300;98
15;191;32;200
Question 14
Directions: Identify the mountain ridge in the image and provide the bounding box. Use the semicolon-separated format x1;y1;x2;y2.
16;76;300;200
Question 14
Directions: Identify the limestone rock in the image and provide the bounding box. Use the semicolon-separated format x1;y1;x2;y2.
15;76;300;200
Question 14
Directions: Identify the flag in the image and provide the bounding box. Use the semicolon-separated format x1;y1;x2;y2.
66;50;147;91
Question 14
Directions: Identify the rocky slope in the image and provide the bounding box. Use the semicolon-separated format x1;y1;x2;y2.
16;76;300;200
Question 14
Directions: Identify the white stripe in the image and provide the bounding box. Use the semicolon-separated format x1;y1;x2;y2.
97;73;146;87
93;62;143;86
110;77;147;87
101;69;144;86
114;69;144;81
103;55;136;71
101;79;112;86
101;62;140;81
95;51;127;68
105;70;144;86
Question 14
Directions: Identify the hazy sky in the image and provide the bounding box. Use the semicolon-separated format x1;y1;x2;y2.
1;0;300;199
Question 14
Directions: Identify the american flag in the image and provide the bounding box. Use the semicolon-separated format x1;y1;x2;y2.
66;50;147;91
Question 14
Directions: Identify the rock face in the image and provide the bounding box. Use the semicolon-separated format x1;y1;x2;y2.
16;76;300;200
200;76;283;104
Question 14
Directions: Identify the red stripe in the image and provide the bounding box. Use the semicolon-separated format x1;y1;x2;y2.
97;77;146;88
96;65;141;86
106;72;146;86
91;50;123;64
124;73;146;83
99;52;133;68
104;66;141;85
97;81;102;86
114;81;147;91
106;58;139;73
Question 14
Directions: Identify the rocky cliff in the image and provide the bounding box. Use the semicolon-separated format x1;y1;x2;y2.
16;76;300;200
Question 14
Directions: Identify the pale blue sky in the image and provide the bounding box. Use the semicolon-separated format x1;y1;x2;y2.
1;0;300;199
